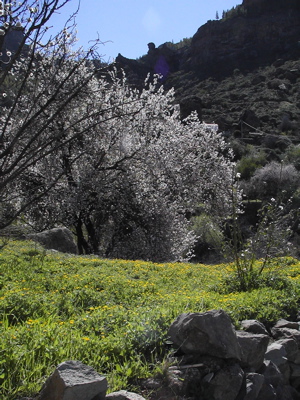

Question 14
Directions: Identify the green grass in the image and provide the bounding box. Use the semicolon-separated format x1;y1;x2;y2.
1;240;300;399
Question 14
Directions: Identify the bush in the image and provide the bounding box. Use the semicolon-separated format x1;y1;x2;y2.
246;161;300;200
191;214;225;262
219;267;293;294
283;145;300;170
237;148;267;179
223;175;296;292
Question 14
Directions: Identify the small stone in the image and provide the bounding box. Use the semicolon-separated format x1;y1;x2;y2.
105;390;146;400
274;319;300;330
240;319;269;336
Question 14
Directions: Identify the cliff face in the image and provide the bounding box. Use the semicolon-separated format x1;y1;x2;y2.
114;0;300;143
242;0;300;16
116;0;300;82
185;0;300;79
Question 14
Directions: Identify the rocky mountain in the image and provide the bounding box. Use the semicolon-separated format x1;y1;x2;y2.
116;0;300;147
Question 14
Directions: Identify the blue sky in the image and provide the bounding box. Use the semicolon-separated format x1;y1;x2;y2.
49;0;241;62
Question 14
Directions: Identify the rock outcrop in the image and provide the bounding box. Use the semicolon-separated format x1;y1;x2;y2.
186;0;300;80
115;0;300;139
116;0;300;82
27;227;77;254
141;311;300;399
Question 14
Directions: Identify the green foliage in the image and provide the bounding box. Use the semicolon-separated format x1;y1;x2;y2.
1;240;300;398
165;37;192;50
222;5;247;20
283;145;300;171
218;260;294;293
192;214;224;247
246;162;300;201
191;214;224;261
229;139;247;161
236;147;267;179
223;195;296;292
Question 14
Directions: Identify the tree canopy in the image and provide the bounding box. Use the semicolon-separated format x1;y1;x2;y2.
0;1;235;261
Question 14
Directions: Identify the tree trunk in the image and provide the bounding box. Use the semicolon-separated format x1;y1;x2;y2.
75;217;90;255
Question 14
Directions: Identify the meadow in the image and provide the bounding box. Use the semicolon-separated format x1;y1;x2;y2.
1;240;300;399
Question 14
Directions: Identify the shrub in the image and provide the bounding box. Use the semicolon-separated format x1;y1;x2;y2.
246;161;300;201
283;145;300;171
191;214;225;262
223;197;296;292
237;148;267;179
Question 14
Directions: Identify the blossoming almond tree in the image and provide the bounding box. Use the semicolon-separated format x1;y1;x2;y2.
0;1;236;261
0;0;106;227
22;69;235;260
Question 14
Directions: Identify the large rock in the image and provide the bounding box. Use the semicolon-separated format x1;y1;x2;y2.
265;342;291;383
166;366;204;398
276;338;299;362
256;382;277;400
28;227;77;254
259;360;284;388
271;327;300;347
290;363;300;378
275;384;300;400
168;310;242;360
202;364;244;400
236;330;270;371
37;360;107;400
265;342;288;367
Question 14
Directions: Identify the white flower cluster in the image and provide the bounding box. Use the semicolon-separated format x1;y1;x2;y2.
0;0;237;261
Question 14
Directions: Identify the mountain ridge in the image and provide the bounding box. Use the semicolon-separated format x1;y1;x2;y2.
115;0;300;143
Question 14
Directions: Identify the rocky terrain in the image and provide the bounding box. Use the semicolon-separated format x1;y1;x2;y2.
23;310;300;400
115;0;300;147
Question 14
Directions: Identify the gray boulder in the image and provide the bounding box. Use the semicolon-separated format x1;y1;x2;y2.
167;367;203;398
265;342;288;367
28;227;77;254
256;382;277;400
274;319;300;330
236;330;270;371
293;351;300;364
105;391;146;400
202;363;244;400
290;363;300;378
168;310;242;360
240;319;269;336
259;360;284;388
271;327;300;347
276;338;299;362
244;373;265;400
265;342;291;383
275;384;300;400
37;360;107;400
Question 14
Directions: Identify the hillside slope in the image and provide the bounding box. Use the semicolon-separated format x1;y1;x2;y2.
116;0;300;142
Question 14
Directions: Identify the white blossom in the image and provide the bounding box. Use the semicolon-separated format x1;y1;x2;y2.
0;0;236;262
